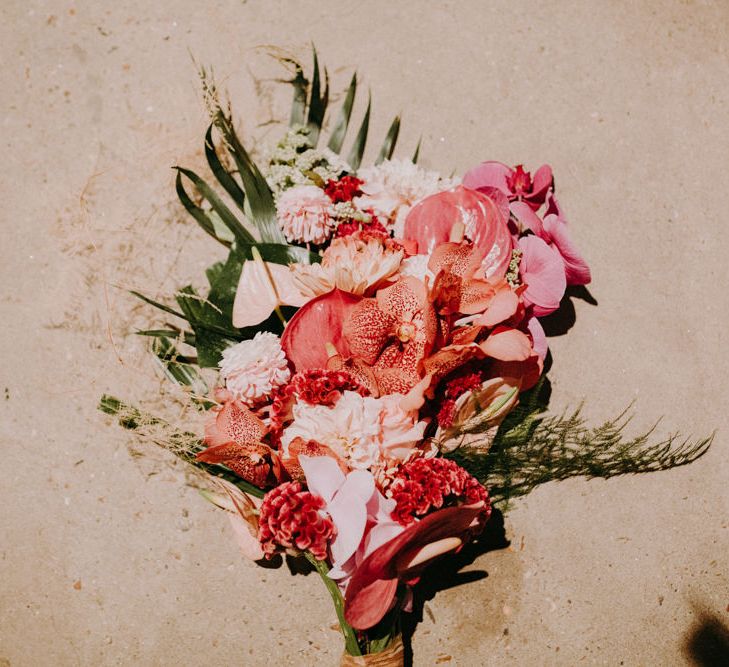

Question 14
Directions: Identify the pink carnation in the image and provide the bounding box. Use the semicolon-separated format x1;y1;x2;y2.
277;185;333;245
258;481;335;560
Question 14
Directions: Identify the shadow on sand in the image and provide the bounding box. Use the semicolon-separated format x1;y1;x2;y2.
683;608;729;667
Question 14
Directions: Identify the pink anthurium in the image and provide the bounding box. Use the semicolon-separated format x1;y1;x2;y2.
517;235;566;317
402;186;512;279
281;288;362;371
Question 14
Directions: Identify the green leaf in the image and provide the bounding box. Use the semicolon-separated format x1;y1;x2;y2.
327;73;357;154
136;329;197;347
175;171;231;247
288;60;308;127
347;94;371;171
174;167;256;245
204;124;246;213
152;337;208;396
213;113;284;244
375;115;400;165
130;290;187;321
306;47;329;146
412;137;422;164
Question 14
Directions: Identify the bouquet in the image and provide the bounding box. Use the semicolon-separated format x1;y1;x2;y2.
100;50;711;665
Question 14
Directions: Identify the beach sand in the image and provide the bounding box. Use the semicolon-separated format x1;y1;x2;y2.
1;1;728;664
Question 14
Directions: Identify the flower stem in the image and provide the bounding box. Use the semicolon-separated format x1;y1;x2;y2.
304;553;362;656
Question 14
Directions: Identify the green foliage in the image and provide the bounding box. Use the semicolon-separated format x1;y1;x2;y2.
376;116;401;165
447;379;714;508
98;395;265;498
327;73;357;154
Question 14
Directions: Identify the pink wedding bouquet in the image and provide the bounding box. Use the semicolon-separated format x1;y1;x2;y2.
101;51;709;665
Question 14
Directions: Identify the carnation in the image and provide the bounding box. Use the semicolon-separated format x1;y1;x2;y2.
277;184;334;245
258;481;335;560
355;159;456;236
280;390;428;470
219;332;290;406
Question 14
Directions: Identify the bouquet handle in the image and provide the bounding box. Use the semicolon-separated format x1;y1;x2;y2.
340;635;404;667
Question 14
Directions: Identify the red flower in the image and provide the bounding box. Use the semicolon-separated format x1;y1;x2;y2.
344;503;487;629
258;481;336;560
325;175;363;203
386;458;490;526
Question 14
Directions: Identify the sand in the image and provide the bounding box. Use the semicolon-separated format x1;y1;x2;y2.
1;1;728;665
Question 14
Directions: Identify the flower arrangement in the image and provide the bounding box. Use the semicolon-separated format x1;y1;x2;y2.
100;50;711;665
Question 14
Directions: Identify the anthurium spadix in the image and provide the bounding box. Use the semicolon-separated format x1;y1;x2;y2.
232;247;309;328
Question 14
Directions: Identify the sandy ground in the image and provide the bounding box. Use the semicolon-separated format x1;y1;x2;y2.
2;1;729;665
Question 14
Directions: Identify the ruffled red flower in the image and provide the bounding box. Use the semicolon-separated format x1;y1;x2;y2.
436;370;485;428
334;219;390;242
387;458;490;527
258;481;335;560
325;175;363;203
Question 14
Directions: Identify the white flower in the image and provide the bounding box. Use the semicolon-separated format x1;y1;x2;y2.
355;159;456;236
277;185;333;245
280;391;428;470
219;332;290;406
398;254;435;285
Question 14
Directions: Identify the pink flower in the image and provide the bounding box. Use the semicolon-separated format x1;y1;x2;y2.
402;186;513;279
257;481;335;560
511;201;591;286
299;455;404;585
463;161;553;211
277;185;333;245
517;235;566;317
344;503;487;629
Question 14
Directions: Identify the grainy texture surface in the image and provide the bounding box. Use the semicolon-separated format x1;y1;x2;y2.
2;1;728;665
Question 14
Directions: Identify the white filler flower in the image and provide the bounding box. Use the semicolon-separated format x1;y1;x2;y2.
219;332;291;405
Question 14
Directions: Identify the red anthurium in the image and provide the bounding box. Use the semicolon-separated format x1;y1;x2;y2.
344;504;485;629
463;161;553;212
403;186;512;279
281;288;362;371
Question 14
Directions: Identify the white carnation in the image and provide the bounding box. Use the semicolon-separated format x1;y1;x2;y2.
219;332;290;406
355;159;456;236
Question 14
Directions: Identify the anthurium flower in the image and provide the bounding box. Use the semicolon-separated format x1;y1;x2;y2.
281;288;362;371
343;504;486;629
510;201;591;286
232;256;309;328
402;186;513;279
462;161;553;211
517;235;566;317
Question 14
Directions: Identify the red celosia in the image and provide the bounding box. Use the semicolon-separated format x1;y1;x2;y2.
334;218;390;241
436;370;485;428
258;481;335;560
387;458;490;527
325;175;363;203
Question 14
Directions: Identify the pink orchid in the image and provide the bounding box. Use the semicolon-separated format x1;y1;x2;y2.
517;235;566;317
299;455;404;586
402;186;513;279
463;161;553;212
511;201;591;286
